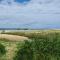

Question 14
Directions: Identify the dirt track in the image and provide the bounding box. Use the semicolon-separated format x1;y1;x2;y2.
0;34;28;41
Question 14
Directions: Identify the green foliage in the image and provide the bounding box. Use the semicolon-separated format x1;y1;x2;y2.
14;32;60;60
0;43;6;56
14;40;33;60
3;31;60;60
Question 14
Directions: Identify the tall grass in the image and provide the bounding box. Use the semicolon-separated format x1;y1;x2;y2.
3;31;60;39
2;31;60;60
14;32;60;60
0;43;6;56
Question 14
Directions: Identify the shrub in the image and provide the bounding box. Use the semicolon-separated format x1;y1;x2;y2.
0;43;6;56
14;40;33;60
14;35;60;60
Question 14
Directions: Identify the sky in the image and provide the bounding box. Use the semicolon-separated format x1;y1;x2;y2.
0;0;60;29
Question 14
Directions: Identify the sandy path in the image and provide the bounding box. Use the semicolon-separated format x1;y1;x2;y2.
0;34;28;41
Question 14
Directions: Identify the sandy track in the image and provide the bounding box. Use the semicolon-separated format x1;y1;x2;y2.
0;34;28;41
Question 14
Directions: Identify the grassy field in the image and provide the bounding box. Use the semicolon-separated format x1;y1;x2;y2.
0;30;60;60
0;39;24;60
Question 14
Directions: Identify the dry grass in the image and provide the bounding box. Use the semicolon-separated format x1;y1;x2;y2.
0;34;28;41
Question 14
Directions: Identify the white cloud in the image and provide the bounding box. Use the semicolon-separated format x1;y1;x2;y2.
0;0;60;28
0;0;60;16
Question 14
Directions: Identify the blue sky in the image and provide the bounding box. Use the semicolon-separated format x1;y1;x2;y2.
0;0;60;29
15;0;30;3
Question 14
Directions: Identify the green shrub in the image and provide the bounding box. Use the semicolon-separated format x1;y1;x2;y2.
14;40;33;60
14;34;60;60
5;31;60;60
0;43;6;56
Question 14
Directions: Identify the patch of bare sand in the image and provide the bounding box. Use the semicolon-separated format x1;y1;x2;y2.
0;34;28;41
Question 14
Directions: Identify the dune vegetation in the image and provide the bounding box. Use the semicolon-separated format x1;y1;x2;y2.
0;30;60;60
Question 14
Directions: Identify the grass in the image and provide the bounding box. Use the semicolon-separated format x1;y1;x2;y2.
2;30;60;39
0;38;24;60
13;32;60;60
1;30;60;60
14;38;60;60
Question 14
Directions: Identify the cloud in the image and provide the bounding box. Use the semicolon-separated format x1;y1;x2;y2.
0;0;60;17
0;0;60;28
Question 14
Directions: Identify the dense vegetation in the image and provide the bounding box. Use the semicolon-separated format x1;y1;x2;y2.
0;43;6;56
14;32;60;60
14;40;33;60
1;30;60;60
0;39;21;60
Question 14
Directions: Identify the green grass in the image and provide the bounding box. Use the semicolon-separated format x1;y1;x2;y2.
0;39;24;60
14;38;60;60
14;33;60;60
1;30;60;60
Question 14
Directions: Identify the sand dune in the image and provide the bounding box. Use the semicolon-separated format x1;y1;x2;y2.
0;34;28;41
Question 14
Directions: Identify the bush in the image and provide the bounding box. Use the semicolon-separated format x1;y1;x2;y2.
0;43;6;56
14;35;60;60
14;40;33;60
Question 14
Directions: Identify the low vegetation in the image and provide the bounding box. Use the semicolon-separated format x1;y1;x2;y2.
14;40;33;60
0;43;6;56
0;38;24;60
1;30;60;60
14;33;60;60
